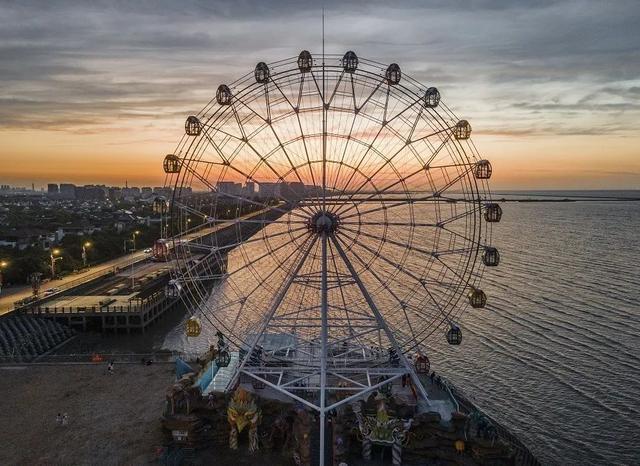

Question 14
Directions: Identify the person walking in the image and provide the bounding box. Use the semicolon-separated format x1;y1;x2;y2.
107;361;114;375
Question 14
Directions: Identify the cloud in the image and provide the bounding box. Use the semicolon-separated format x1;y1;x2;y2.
0;0;639;139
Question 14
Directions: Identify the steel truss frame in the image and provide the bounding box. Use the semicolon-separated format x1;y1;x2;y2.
164;49;497;466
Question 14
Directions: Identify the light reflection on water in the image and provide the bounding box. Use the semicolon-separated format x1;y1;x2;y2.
164;199;640;465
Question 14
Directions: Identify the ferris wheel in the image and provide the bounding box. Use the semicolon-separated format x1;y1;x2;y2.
163;50;500;455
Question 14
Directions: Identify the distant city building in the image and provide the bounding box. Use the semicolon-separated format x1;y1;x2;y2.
282;182;306;200
217;181;242;197
76;185;106;201
47;183;59;195
59;183;77;200
154;187;172;198
244;182;256;197
108;187;122;201
141;187;153;198
122;187;141;200
258;182;280;198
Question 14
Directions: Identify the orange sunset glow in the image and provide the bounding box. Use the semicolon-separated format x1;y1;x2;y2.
1;2;639;190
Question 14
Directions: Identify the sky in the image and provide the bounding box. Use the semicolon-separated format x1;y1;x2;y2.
0;0;639;190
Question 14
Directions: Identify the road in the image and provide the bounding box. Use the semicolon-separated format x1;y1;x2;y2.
0;250;149;315
0;204;285;316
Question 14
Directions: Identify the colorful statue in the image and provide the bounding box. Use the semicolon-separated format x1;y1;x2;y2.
268;413;292;453
292;408;312;466
353;395;412;466
227;387;261;452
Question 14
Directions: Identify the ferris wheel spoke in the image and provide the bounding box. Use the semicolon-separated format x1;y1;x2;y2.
188;229;311;283
437;204;481;226
201;121;244;146
180;161;309;221
334;233;418;342
355;79;384;113
419;283;454;329
339;220;435;227
231;93;314;202
327;71;345;107
329;96;425;208
339;165;477;222
236;234;317;319
269;75;298;111
181;224;309;256
194;232;317;349
433;254;479;288
438;223;482;245
269;76;322;206
405;104;424;145
334;230;458;335
309;71;326;104
327;240;358;342
232;233;319;381
330;234;430;400
199;128;233;165
333;130;453;218
227;218;308;226
263;82;272;123
296;73;305;109
335;231;423;284
341;219;481;251
382;84;391;123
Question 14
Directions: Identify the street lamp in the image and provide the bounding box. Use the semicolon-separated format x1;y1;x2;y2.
50;248;62;279
0;260;8;295
132;230;141;251
82;241;92;268
123;236;138;289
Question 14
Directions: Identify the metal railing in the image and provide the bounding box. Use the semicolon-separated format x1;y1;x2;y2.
0;351;180;365
444;379;541;466
12;255;148;312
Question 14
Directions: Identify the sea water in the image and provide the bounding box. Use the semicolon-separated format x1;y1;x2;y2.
163;192;640;465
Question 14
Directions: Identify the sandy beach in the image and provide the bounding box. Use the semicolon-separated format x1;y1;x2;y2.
0;363;173;465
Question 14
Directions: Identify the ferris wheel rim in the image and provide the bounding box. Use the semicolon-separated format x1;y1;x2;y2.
163;52;497;354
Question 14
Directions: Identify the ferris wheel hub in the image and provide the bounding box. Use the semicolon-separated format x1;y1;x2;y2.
308;210;340;235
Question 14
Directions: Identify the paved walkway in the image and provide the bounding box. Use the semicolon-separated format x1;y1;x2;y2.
0;251;148;315
0;204;285;316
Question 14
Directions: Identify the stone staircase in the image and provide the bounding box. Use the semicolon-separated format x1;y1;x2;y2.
204;351;240;394
0;313;75;361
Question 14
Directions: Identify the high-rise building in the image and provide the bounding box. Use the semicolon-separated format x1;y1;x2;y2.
258;182;281;199
244;182;255;197
76;185;106;201
154;187;172;198
217;181;242;197
47;184;59;195
281;182;306;200
108;187;122;201
122;187;141;200
59;183;77;200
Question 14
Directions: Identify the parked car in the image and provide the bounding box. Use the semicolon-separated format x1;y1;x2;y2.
143;248;152;254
